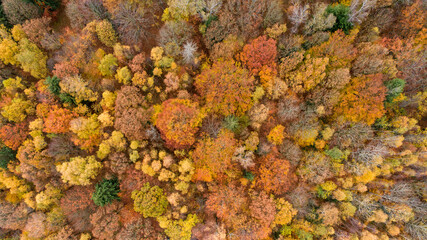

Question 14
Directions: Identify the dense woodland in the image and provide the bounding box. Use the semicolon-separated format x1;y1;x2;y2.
0;0;426;239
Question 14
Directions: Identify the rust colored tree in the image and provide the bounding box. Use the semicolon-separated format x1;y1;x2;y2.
154;99;203;149
90;202;123;240
115;86;151;141
43;105;76;134
240;36;277;75
195;60;254;116
60;185;96;232
0;122;28;150
192;130;238;182
335;74;387;125
255;153;295;195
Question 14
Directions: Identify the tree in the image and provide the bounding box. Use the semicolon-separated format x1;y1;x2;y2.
284;54;329;94
182;40;198;65
116;217;164;240
288;2;310;33
0;37;19;65
249;191;276;227
69;115;102;150
159;20;194;58
65;0;109;30
349;0;377;25
0;3;11;28
317;203;340;226
191;130;238;182
44;76;61;96
0;122;28;150
107;152;130;176
90;202;123;240
1;96;34;122
35;183;62;211
0;201;31;230
43;105;76;134
309;30;357;69
385;78;406;103
15;38;48;78
98;54;118;77
326;4;352;34
277;95;302;123
203;0;269;48
297;151;333;184
0;146;16;169
17;139;54;191
304;3;336;36
60;185;96;232
46;135;78;162
52;62;79;80
397;0;425;38
114;86;151;141
22;16;51;46
112;2;154;45
92;177;121;207
23;212;49;239
154;98;203;149
131;182;168;218
164;72;180;93
195;60;254;116
335;74;387;125
115;66;131;84
240;36;277;75
267;125;286;145
56;155;102;185
128;52;147;73
382;37;426;95
273;198;297;226
255;153;295;195
192;218;227;240
2;0;41;25
159;214;200;240
206;184;247;230
95;19;117;47
352;42;391;77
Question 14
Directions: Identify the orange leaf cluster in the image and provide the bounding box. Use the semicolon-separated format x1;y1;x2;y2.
154;99;202;149
335;74;387;125
43;105;76;134
195;61;254;116
241;36;277;75
192;130;238;182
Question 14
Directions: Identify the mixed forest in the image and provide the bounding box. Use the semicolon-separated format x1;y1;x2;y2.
0;0;426;239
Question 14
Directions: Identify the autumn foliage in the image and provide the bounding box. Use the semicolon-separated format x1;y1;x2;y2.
0;1;425;240
195;61;254;116
43;105;76;134
256;153;295;195
240;36;277;75
335;74;387;125
0;122;28;150
154;99;203;149
192;130;238;182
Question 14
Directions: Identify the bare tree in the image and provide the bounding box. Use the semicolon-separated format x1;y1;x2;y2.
349;0;378;25
198;0;223;21
232;146;255;169
288;2;310;33
112;3;153;45
352;144;389;167
182;41;198;65
405;218;427;240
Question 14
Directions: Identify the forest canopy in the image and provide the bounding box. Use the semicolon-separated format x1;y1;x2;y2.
0;0;426;240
